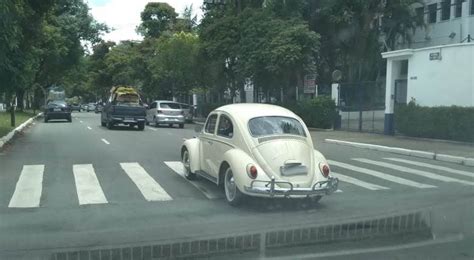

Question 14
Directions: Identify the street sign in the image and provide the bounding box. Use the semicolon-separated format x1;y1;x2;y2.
429;52;441;60
303;74;316;94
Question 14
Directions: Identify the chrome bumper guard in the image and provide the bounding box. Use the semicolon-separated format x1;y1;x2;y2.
244;177;339;197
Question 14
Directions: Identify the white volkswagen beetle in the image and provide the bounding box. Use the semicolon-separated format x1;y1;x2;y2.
181;104;338;206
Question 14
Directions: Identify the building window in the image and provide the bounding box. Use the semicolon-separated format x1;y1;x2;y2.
471;0;474;14
454;0;463;17
441;0;451;20
415;7;424;21
428;3;437;23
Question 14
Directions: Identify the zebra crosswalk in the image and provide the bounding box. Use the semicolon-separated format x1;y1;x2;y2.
3;157;473;209
73;164;108;205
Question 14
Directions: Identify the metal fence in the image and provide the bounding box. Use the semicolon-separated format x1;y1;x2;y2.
49;210;431;260
337;81;386;133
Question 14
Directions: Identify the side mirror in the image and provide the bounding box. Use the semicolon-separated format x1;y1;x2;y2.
194;124;203;133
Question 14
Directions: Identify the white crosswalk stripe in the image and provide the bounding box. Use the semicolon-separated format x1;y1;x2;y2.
384;158;474;178
164;161;222;199
328;160;436;189
331;172;389;190
8;165;44;208
120;163;172;201
73;164;108;205
353;158;474;186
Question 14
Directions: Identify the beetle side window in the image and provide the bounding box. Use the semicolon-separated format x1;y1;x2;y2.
204;114;218;134
217;115;233;138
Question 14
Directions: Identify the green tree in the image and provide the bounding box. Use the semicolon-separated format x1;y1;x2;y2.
148;32;200;99
137;2;177;38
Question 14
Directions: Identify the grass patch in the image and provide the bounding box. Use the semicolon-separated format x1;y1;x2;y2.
0;110;37;138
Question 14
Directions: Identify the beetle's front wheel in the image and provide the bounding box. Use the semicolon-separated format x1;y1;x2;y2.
182;149;195;180
224;167;244;206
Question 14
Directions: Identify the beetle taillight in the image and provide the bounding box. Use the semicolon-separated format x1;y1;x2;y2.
319;163;330;178
247;165;258;179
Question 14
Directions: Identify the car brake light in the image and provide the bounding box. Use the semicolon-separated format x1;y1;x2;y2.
319;163;330;178
247;164;258;179
157;110;163;114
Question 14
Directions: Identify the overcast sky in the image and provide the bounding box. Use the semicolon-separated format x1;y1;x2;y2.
87;0;203;43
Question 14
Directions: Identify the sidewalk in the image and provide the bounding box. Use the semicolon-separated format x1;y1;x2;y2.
192;118;473;164
310;130;474;162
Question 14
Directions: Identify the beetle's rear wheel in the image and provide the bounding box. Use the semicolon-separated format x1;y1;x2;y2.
224;167;244;206
182;149;195;180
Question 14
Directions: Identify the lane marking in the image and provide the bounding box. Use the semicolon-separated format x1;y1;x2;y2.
73;164;108;205
353;158;474;186
101;138;110;145
164;161;222;199
120;163;172;201
87;126;92;130
328;160;435;189
331;172;389;191
146;127;157;131
385;157;474;178
8;165;44;208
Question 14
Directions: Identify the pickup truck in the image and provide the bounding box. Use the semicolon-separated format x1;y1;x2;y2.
100;87;146;130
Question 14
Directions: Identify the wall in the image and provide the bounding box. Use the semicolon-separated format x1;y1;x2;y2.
397;0;474;49
406;43;474;106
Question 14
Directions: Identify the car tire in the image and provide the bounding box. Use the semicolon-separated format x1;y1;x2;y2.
145;120;149;126
67;116;72;122
137;122;145;131
101;121;106;127
224;167;245;206
168;124;173;128
182;148;196;180
179;123;184;129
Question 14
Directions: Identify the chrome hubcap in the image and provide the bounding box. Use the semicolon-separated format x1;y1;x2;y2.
225;169;236;201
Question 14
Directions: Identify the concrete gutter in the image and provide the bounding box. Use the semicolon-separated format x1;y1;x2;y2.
325;139;474;167
0;112;42;149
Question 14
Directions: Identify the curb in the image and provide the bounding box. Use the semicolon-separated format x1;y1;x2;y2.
0;112;42;149
324;139;474;167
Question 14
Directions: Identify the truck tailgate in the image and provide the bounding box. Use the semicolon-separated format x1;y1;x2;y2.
112;105;146;116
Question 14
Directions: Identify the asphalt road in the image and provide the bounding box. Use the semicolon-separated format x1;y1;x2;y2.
0;112;473;259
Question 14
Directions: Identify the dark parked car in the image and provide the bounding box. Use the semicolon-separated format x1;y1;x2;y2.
70;103;81;112
44;100;72;123
95;103;103;113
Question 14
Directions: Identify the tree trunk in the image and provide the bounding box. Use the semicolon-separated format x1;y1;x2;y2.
16;89;24;111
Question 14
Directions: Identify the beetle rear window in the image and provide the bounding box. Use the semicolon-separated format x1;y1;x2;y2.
248;116;306;137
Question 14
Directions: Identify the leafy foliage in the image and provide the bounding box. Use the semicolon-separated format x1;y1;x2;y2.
395;102;474;142
137;2;177;38
279;96;337;129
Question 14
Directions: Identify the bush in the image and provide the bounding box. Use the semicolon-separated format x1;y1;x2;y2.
279;96;337;129
198;102;227;118
395;102;474;142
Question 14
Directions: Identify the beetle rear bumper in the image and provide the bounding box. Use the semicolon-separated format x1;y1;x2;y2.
243;176;339;198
